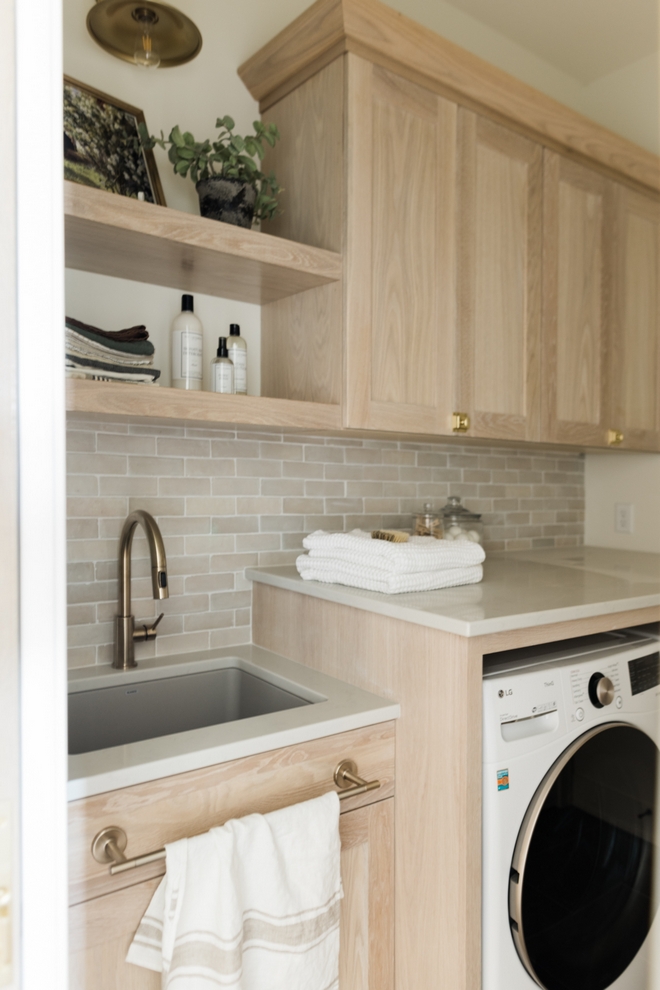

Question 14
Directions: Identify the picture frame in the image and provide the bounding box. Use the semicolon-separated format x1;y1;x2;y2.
63;76;166;206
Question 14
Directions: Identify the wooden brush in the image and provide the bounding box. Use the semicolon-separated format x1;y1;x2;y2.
371;529;409;543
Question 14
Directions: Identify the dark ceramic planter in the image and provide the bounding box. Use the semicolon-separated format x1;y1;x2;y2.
196;176;256;228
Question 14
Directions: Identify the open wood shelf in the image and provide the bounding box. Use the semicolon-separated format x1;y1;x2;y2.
66;379;343;432
64;182;342;305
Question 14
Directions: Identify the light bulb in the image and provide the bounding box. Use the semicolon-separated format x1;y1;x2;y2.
134;27;161;68
132;7;161;68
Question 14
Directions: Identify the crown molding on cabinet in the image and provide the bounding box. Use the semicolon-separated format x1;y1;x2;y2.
238;0;660;194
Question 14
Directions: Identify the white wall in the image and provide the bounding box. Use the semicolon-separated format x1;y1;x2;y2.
585;452;660;553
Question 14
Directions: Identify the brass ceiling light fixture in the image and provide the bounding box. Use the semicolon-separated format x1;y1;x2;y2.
87;0;203;69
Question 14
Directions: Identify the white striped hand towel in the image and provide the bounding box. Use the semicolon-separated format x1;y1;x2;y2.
126;791;342;989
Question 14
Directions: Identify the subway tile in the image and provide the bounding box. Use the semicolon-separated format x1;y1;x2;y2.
67;518;99;540
68;603;97;626
68;561;95;584
155;632;210;656
185;457;236;478
128;455;184;477
211;439;259;459
67;430;96;452
100;476;158;497
212;515;259;534
261;479;305;497
157;437;210;458
68;497;127;518
256;550;300;567
98;433;155;455
159;477;211;496
260;442;303;461
186;497;235;516
237;497;282;515
184;534;234;555
211;477;261;496
236;533;281;552
184;611;235;632
282;461;324;479
158;516;211;536
237;458;281;478
127;497;185;516
185;572;235;594
210;552;259;572
210;590;252;611
283;497;325;515
67;452;127;475
67;475;99;497
68;646;97;669
304;445;344;463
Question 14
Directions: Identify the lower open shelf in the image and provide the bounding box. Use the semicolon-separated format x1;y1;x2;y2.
66;379;342;432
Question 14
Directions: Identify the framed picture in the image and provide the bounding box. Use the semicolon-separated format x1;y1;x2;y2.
63;76;165;205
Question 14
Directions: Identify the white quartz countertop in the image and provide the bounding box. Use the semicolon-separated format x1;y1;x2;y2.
246;546;660;638
68;644;399;801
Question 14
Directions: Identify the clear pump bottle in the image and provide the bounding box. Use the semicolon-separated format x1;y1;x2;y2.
171;294;203;390
211;337;234;394
226;324;247;395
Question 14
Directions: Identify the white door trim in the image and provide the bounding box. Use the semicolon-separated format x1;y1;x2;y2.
16;0;69;986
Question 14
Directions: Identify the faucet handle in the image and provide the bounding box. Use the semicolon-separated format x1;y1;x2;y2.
133;612;165;643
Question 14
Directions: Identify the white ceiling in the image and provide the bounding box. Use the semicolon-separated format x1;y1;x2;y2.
440;0;659;82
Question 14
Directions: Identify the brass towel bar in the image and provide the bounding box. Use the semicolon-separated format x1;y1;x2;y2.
91;759;381;875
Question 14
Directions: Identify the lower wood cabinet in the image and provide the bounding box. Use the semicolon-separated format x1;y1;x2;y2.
68;723;395;990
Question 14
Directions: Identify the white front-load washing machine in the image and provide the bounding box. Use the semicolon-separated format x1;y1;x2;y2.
483;627;659;990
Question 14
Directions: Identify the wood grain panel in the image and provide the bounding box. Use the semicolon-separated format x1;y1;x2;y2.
261;282;343;404
457;111;542;442
371;71;438;409
64;182;342;305
542;152;612;446
69;799;394;990
68;722;394;906
609;185;660;450
66;379;342;432
345;56;457;435
238;0;660;193
252;582;481;990
261;57;344;253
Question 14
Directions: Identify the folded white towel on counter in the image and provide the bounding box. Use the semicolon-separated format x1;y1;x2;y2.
126;792;342;990
296;555;483;594
302;529;485;574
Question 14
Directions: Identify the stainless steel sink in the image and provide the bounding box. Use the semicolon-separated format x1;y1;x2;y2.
68;664;312;755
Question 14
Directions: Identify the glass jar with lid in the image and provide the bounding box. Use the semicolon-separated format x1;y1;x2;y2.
440;496;483;544
414;502;442;539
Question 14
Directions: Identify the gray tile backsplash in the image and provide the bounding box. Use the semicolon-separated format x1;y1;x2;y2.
67;420;585;667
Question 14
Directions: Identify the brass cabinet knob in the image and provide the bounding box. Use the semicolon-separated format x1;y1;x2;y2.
452;412;470;433
607;429;624;446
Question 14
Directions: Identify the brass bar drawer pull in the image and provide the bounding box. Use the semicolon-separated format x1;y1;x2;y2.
91;759;381;875
607;429;624;446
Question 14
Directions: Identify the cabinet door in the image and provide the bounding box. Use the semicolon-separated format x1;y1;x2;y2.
69;798;394;990
542;152;613;446
456;111;543;442
609;184;660;450
345;55;457;434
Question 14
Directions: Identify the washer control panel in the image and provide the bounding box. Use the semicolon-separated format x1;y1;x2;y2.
628;652;660;696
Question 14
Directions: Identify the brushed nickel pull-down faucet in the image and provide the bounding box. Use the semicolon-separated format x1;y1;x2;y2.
114;510;169;670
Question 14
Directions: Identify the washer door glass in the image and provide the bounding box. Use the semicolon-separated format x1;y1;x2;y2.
509;723;658;990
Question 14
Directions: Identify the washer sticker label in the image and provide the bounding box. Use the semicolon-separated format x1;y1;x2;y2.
497;769;509;791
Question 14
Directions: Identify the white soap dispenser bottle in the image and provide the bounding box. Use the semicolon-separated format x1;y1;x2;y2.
211;337;234;394
171;294;203;390
226;323;247;394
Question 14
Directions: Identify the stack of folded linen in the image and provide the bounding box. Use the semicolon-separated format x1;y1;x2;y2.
65;316;161;385
296;529;486;594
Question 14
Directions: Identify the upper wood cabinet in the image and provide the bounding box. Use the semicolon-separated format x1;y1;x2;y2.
344;58;456;434
608;184;660;450
242;0;660;450
541;152;613;447
456;111;542;443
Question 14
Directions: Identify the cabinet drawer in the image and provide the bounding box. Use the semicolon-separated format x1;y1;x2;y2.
69;721;395;905
70;798;394;990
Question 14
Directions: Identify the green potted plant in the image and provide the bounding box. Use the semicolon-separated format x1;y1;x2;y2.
139;116;281;229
